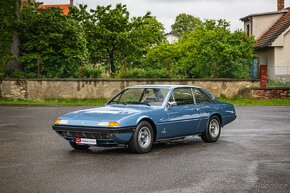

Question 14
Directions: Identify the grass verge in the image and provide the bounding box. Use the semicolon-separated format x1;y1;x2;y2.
0;97;289;106
218;97;290;106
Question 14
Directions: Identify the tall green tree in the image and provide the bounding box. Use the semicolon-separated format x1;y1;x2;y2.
127;13;165;65
177;19;255;78
147;19;256;79
70;4;165;75
19;2;88;78
0;0;17;77
171;13;201;36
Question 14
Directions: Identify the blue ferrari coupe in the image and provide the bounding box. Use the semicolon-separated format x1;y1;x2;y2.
53;85;236;153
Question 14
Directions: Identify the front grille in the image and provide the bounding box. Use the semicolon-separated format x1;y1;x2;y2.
56;131;112;139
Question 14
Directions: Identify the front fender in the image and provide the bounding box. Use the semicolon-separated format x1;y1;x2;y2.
136;115;156;125
118;109;166;128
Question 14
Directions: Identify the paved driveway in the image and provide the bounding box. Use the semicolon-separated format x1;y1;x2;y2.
0;106;289;193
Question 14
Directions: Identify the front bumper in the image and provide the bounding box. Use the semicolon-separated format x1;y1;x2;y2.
52;125;135;145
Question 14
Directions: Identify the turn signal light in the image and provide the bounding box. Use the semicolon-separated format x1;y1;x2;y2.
55;119;61;124
108;122;121;127
54;119;68;124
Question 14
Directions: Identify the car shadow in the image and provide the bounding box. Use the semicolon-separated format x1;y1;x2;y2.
68;136;225;156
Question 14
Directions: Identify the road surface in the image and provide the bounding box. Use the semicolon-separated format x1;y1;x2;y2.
0;106;289;193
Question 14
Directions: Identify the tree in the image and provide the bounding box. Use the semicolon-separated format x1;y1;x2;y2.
171;13;201;36
0;0;18;77
147;19;256;79
178;19;255;78
19;2;88;78
70;4;165;75
127;14;165;66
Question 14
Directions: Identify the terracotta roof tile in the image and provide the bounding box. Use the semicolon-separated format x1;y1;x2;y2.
39;4;70;15
255;8;290;49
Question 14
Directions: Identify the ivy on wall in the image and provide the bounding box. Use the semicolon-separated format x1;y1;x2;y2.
0;0;17;79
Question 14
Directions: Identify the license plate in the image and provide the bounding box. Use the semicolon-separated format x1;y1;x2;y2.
76;137;97;145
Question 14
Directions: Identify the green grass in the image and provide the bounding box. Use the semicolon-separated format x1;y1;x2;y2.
267;81;290;87
0;97;289;106
218;97;290;106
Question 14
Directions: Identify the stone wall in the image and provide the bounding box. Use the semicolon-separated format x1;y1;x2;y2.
0;79;260;100
252;87;290;98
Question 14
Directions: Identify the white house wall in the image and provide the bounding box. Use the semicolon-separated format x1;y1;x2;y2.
272;26;290;46
273;26;290;77
244;20;252;35
252;14;283;39
256;48;275;79
257;48;275;66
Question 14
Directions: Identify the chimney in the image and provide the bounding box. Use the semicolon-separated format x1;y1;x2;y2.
277;0;284;11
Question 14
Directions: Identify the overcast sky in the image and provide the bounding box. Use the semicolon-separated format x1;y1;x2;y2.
41;0;290;32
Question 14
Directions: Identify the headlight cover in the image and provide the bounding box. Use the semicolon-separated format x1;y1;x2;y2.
98;121;121;127
54;119;68;124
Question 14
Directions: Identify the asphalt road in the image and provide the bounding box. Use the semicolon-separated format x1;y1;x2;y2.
0;105;290;193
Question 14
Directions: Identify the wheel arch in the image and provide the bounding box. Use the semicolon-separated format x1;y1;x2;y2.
210;113;222;126
138;117;157;142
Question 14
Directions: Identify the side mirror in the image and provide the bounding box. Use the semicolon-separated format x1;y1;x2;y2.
167;101;177;109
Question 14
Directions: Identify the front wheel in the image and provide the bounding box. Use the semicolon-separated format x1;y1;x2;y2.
201;116;221;143
69;141;90;150
128;121;154;154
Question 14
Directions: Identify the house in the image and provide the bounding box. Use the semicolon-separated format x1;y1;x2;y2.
240;0;290;81
39;4;70;15
39;0;74;15
165;33;180;44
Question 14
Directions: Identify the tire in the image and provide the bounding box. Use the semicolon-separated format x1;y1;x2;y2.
128;121;154;154
69;141;90;150
201;116;221;143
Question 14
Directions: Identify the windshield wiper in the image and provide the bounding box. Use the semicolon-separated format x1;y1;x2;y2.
126;102;151;106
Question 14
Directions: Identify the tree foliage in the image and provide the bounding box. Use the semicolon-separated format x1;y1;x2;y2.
19;2;88;78
69;4;165;75
0;0;17;78
147;19;256;78
171;13;201;36
2;2;255;79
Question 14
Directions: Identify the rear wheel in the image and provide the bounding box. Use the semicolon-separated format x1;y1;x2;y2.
201;116;221;143
69;141;90;150
128;121;153;154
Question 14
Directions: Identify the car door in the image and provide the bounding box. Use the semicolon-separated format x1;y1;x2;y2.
164;88;201;138
192;88;215;133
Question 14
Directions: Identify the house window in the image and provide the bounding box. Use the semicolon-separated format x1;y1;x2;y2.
246;24;250;36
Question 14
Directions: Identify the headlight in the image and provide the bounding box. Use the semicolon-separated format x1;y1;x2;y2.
54;119;68;124
98;121;121;127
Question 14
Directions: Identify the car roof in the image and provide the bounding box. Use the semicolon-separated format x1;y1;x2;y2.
126;85;202;89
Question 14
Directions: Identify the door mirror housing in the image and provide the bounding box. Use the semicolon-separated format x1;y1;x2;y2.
167;101;177;109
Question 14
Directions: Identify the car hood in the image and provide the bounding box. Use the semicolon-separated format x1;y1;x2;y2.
58;105;153;127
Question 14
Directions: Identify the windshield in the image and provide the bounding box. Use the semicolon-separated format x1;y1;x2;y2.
107;88;169;106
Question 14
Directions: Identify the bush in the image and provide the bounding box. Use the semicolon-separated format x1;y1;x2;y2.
19;5;89;78
82;65;102;78
8;70;36;78
0;72;4;80
267;80;290;87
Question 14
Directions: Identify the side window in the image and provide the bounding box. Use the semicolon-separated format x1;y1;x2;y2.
140;88;166;106
193;89;211;104
170;88;194;106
